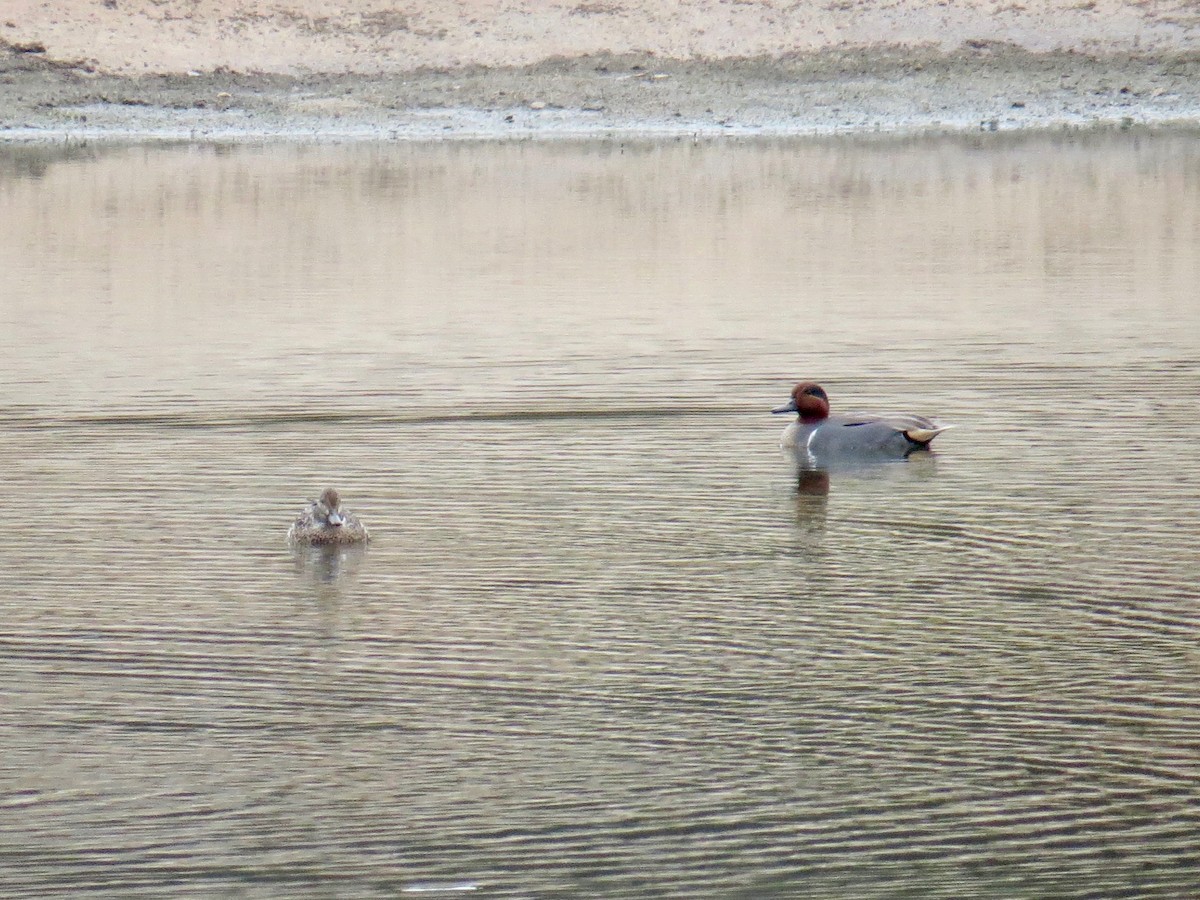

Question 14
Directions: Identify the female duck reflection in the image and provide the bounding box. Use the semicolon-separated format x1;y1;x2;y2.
772;381;951;492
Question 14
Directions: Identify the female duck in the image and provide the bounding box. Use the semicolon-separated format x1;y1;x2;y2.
288;488;370;546
772;382;949;460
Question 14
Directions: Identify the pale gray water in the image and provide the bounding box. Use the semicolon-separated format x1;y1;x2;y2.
1;133;1199;898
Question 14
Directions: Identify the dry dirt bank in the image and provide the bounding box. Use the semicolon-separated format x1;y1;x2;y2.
5;0;1200;75
2;0;1200;140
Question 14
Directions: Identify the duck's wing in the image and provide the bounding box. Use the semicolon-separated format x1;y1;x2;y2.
841;412;953;445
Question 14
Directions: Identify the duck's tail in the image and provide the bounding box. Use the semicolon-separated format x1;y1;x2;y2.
903;420;954;447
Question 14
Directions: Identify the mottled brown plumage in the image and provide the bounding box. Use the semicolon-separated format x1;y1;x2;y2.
287;488;370;545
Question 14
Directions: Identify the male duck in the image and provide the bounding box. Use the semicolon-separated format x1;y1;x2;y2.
288;488;370;546
772;382;949;460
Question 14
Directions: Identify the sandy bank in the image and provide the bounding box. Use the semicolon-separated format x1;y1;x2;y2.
5;0;1200;75
2;1;1200;140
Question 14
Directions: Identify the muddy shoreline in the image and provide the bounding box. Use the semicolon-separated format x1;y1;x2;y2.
3;41;1200;141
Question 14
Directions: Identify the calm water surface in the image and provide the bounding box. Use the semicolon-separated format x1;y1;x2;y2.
1;134;1199;897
